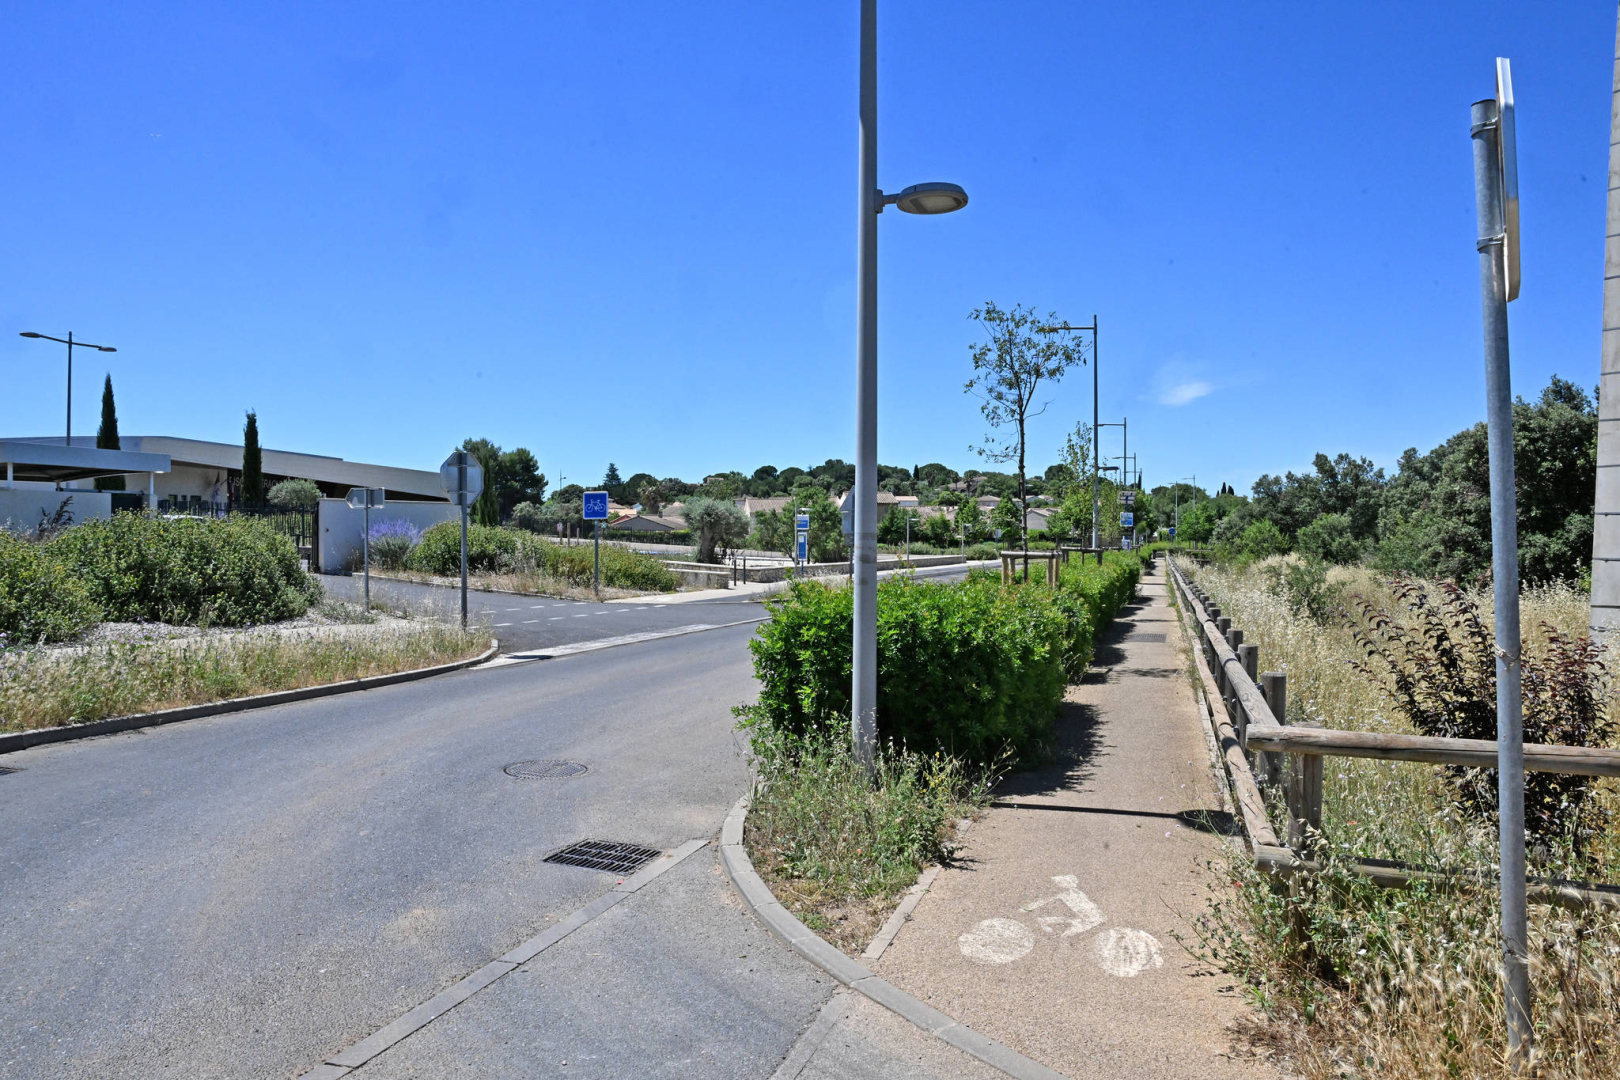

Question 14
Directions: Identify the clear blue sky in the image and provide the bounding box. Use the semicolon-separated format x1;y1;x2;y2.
3;2;1614;495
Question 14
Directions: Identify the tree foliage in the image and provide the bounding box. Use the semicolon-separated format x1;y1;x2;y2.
95;374;124;492
241;411;264;505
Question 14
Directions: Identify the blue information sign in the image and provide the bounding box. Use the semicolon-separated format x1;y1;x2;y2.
583;491;609;521
1119;511;1134;528
795;531;809;562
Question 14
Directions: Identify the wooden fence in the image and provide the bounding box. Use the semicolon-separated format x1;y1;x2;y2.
1166;556;1620;911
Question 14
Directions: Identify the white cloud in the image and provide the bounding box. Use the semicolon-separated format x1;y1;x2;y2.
1159;380;1213;406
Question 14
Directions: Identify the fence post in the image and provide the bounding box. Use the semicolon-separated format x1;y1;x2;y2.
1259;672;1286;792
1286;722;1323;855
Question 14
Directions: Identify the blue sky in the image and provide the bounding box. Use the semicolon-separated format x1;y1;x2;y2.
3;2;1614;495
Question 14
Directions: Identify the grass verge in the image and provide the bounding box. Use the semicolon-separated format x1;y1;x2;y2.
369;567;661;602
743;736;994;954
0;621;488;733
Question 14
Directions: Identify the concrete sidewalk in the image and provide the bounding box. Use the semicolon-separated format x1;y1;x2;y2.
869;564;1277;1079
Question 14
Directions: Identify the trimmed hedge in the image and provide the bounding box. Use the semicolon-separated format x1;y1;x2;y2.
1052;551;1143;681
0;534;101;644
48;513;321;626
739;575;1067;763
407;522;678;592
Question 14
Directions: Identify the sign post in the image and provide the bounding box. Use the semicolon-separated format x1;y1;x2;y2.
346;487;386;609
795;509;810;571
583;491;609;595
439;452;484;628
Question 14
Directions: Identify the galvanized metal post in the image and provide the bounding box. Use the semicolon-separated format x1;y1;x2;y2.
1471;94;1531;1067
459;503;469;630
363;500;371;610
1091;317;1100;551
594;520;601;597
1594;11;1620;636
851;0;879;775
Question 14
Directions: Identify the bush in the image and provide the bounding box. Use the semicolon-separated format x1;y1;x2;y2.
367;519;420;570
49;513;321;626
738;575;1066;764
1296;512;1362;564
0;534;101;644
509;501;545;532
407;521;677;591
267;479;322;510
1052;550;1142;680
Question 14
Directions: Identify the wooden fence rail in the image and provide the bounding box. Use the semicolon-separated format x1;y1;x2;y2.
1165;556;1620;911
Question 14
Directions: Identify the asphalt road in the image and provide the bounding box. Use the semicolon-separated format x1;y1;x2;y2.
0;624;837;1080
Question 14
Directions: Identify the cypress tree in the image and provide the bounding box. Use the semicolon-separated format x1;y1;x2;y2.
94;374;125;491
242;411;265;505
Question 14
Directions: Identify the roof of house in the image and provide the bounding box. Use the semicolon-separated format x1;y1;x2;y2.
609;513;685;531
14;435;446;500
0;440;171;485
736;496;790;517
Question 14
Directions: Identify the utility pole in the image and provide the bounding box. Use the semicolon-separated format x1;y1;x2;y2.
1593;10;1620;636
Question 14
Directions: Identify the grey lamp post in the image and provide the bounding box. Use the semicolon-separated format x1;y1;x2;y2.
853;0;969;774
1037;319;1099;548
19;331;117;442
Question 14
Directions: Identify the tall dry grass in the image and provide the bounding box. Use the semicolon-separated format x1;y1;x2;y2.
1182;555;1620;1078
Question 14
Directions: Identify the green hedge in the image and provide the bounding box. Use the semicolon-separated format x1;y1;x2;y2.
0;534;101;644
408;522;677;592
49;513;321;626
1051;551;1143;681
739;575;1066;763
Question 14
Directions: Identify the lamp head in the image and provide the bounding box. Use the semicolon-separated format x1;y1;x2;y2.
893;182;969;215
99;346;117;353
19;332;42;338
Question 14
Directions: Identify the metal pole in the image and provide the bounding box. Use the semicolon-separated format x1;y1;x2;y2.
1091;317;1099;551
1471;95;1531;1069
851;0;879;775
66;332;73;443
363;500;371;609
594;519;601;596
459;497;469;630
1592;13;1620;637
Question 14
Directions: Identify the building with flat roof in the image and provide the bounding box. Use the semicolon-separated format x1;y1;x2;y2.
3;435;445;513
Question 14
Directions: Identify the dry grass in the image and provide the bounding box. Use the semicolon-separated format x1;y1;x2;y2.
369;567;667;602
1182;555;1620;1078
0;618;489;733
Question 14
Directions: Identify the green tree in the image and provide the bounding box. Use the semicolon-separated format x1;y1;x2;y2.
241;410;265;505
1238;519;1287;559
602;462;624;500
922;511;956;547
267;479;321;510
460;437;502;526
94;374;124;491
965;303;1088;563
682;497;750;563
955;497;990;544
990;497;1023;548
1296;512;1363;564
877;505;920;546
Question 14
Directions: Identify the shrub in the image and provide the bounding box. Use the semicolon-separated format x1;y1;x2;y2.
1239;519;1287;559
267;479;322;510
509;501;545;532
49;513;320;626
1295;512;1362;564
681;497;750;563
408;520;520;574
1263;555;1343;624
367;519;420;570
1348;579;1616;859
407;521;677;591
1052;551;1142;679
0;534;101;644
737;575;1065;764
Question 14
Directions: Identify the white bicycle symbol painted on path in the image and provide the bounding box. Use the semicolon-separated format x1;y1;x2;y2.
957;875;1164;977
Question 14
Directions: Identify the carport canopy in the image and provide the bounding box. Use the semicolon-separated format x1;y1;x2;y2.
0;440;170;485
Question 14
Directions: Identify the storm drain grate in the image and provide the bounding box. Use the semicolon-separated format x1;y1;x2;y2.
544;840;663;876
1131;633;1167;643
504;759;589;780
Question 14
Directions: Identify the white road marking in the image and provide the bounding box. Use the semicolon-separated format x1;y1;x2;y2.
504;608;521;611
958;918;1034;965
493;622;512;627
1020;875;1104;938
573;614;590;618
548;617;563;621
522;619;539;623
1094;928;1163;977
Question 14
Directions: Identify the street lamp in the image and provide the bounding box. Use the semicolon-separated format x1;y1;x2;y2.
852;0;969;774
1037;319;1099;549
19;331;117;443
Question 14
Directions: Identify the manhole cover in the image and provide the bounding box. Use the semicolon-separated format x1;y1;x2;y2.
504;759;589;780
544;840;663;875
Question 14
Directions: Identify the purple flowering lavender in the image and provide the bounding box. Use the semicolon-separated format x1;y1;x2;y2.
367;519;420;570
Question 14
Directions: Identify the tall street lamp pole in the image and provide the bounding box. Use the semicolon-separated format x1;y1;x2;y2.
852;0;969;774
19;331;117;442
1037;318;1098;548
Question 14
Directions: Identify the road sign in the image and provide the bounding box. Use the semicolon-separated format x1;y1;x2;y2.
1120;512;1134;528
583;491;609;520
795;511;810;531
1496;57;1519;301
1168;526;1177;540
795;531;809;562
439;451;484;507
346;487;385;509
1122;490;1136;509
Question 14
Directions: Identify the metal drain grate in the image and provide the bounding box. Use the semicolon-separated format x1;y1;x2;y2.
544;840;663;875
1131;632;1166;642
504;759;589;779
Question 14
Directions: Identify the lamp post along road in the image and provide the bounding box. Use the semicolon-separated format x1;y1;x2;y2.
852;0;968;773
19;331;117;443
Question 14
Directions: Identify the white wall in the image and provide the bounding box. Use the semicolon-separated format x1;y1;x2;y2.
317;498;460;573
0;489;112;536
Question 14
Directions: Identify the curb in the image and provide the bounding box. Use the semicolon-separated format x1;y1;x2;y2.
0;639;500;756
718;794;1067;1080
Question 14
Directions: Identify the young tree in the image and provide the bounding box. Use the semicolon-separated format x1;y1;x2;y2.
461;437;502;526
965;302;1087;564
242;411;265;505
602;462;624;500
955;497;989;544
95;374;124;491
682;497;749;563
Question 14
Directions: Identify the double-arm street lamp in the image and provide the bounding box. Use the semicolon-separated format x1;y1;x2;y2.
18;331;117;442
852;0;969;773
1036;318;1099;548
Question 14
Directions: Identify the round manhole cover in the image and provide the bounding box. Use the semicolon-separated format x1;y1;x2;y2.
504;759;589;780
